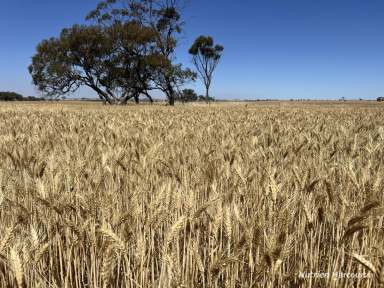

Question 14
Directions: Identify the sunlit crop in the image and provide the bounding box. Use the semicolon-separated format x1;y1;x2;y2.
0;101;383;287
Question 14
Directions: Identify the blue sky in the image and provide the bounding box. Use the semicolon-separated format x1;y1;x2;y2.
0;0;383;100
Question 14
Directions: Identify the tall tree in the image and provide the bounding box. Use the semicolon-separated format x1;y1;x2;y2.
106;21;162;103
87;0;195;105
189;36;223;102
29;23;159;104
29;25;113;103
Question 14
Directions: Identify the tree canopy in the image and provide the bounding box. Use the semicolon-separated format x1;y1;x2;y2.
29;23;165;104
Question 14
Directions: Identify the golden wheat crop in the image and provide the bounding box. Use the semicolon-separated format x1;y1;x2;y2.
0;101;383;287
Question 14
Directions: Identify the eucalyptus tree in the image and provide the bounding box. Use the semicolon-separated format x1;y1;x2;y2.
106;21;162;103
189;36;223;101
29;23;159;104
86;0;195;105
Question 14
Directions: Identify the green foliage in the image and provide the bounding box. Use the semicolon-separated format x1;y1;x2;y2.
189;36;223;59
29;25;108;98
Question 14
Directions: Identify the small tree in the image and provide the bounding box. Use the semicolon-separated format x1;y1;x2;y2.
177;89;198;103
189;36;223;102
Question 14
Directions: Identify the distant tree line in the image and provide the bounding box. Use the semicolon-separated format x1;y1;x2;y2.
0;92;45;101
29;0;224;106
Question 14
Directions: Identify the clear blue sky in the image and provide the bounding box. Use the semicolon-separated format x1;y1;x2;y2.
1;0;383;100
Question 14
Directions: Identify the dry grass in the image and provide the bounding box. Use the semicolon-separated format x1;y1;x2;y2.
0;101;383;287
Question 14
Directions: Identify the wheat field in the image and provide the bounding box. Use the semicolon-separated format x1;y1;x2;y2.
0;101;383;287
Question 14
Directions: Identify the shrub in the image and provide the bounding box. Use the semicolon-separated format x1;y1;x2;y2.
177;89;198;103
198;95;215;102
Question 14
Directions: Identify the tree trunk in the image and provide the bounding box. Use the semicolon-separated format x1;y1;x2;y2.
166;84;175;106
169;95;175;106
134;94;140;104
89;84;114;105
143;91;154;104
205;85;209;103
104;96;113;105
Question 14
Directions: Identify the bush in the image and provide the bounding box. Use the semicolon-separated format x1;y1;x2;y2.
26;96;45;101
177;89;198;103
176;89;216;103
377;97;384;102
198;95;215;102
